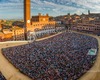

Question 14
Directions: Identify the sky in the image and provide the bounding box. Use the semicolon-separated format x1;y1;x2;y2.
0;0;100;19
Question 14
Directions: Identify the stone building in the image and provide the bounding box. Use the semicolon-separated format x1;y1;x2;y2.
31;13;56;31
12;26;25;40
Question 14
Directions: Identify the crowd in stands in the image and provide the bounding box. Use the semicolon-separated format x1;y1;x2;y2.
0;37;3;42
34;27;65;39
0;72;6;80
75;30;100;36
2;32;98;80
0;37;12;42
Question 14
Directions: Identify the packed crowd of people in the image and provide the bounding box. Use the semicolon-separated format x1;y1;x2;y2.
0;37;3;42
76;30;100;36
34;27;65;39
0;37;12;42
2;32;98;80
0;72;6;80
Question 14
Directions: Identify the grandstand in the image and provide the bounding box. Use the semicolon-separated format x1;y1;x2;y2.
1;31;99;80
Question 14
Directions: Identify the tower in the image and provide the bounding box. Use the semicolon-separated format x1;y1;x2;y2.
88;10;90;15
24;0;31;40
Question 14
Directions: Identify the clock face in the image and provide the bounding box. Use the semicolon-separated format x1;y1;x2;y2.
27;20;30;23
43;18;45;21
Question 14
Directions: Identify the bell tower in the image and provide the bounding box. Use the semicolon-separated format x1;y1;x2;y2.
24;0;31;40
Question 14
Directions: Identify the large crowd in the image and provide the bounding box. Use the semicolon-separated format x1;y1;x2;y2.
2;32;98;80
0;72;6;80
0;37;12;42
